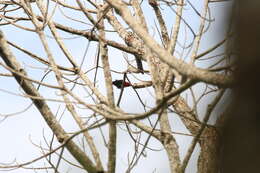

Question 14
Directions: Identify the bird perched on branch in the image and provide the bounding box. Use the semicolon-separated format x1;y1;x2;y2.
124;32;144;74
135;56;144;74
112;80;131;88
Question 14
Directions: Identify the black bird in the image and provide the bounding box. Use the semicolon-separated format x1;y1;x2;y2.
112;80;131;89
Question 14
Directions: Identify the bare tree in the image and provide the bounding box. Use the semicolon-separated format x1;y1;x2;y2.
0;0;233;173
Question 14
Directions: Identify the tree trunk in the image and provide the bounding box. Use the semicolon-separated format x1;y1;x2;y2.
198;127;220;173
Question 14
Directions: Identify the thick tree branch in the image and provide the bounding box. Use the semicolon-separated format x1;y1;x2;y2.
106;0;233;88
0;30;100;173
98;6;117;173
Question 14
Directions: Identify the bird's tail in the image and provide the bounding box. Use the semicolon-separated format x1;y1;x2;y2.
135;56;144;74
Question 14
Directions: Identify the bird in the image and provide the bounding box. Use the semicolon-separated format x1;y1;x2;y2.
135;56;144;74
124;32;144;74
112;80;131;89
